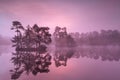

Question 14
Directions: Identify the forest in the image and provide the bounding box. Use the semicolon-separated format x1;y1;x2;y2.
10;21;120;79
69;30;120;46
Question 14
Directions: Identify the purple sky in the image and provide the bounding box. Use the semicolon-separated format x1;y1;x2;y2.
0;0;120;37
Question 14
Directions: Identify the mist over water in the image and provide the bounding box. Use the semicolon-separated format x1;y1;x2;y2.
1;25;120;80
0;45;120;80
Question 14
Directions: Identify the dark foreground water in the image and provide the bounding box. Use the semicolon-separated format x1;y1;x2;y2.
0;45;120;80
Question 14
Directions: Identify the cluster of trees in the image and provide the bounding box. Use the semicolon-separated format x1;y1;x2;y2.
11;21;51;48
53;26;76;47
53;27;120;46
10;21;52;79
69;30;120;46
10;22;120;79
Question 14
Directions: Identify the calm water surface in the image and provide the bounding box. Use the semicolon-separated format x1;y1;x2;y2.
0;46;120;80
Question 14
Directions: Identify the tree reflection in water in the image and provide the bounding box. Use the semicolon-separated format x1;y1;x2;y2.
77;46;120;61
53;46;120;63
10;21;52;79
10;22;120;80
53;26;77;67
53;47;76;67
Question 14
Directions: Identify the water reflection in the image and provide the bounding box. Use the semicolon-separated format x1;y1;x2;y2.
10;51;52;79
54;46;120;63
10;21;52;79
0;45;119;80
9;23;120;80
53;47;76;67
10;45;120;79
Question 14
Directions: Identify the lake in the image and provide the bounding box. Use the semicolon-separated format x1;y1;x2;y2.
0;45;120;80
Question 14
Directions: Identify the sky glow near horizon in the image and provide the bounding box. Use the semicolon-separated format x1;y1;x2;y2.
0;0;120;37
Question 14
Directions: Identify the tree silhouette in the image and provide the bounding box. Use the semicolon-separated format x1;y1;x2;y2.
53;26;76;47
10;21;52;79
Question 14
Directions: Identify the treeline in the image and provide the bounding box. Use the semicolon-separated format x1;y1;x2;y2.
69;30;120;46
